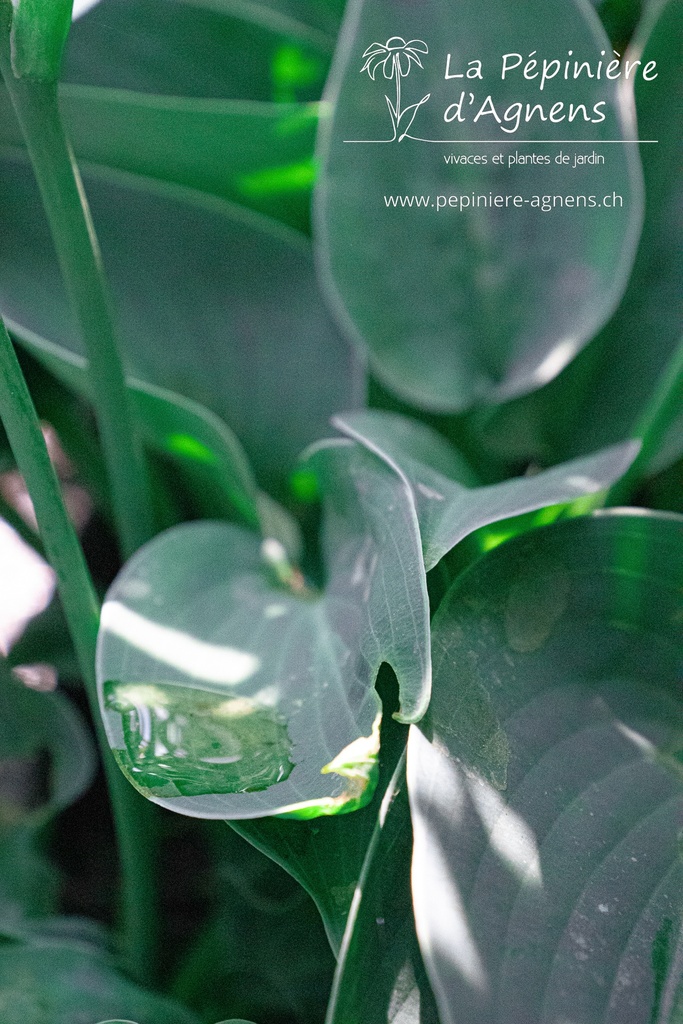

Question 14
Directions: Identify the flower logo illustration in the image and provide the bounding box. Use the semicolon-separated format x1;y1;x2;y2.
360;37;430;141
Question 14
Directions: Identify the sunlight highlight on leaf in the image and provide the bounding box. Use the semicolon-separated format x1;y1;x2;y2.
166;433;217;465
238;159;317;197
272;45;324;101
289;466;320;502
97;441;429;816
101;602;261;686
409;511;683;1024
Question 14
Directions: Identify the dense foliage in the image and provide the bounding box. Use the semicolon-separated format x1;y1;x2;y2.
0;0;680;1022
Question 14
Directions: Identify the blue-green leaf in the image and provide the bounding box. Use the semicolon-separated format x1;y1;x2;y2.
326;752;441;1024
316;0;643;412
476;0;682;475
96;441;428;817
409;511;683;1023
0;88;319;233
336;411;638;570
0;156;363;495
96;413;637;819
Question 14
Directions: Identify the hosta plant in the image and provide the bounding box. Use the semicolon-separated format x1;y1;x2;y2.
0;0;680;1022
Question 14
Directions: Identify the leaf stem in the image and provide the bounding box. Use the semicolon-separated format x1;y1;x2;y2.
0;13;153;559
0;315;157;981
395;56;402;124
606;338;683;506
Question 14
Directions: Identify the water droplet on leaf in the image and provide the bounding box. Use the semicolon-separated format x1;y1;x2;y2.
103;681;293;798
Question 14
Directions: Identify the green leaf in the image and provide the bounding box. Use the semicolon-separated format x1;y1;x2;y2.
316;0;643;412
64;0;332;101
335;411;639;570
96;412;640;816
0;154;363;496
1;316;263;529
592;0;643;49
0;88;319;233
326;752;441;1024
408;511;683;1023
477;0;682;473
0;658;95;921
0;942;200;1024
96;440;430;817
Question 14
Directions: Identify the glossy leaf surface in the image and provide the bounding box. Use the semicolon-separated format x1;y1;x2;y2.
478;0;682;472
409;511;683;1024
327;753;440;1024
0;155;363;493
0;943;200;1024
316;0;642;411
336;411;639;570
95;411;640;818
96;441;429;817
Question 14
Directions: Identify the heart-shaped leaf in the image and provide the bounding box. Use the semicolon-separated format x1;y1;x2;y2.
96;441;428;817
409;511;683;1023
0;155;363;495
316;0;643;412
96;412;638;819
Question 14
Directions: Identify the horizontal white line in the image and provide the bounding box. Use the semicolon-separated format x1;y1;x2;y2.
344;139;657;144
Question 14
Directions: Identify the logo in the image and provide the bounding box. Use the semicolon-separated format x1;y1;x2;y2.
360;37;431;142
